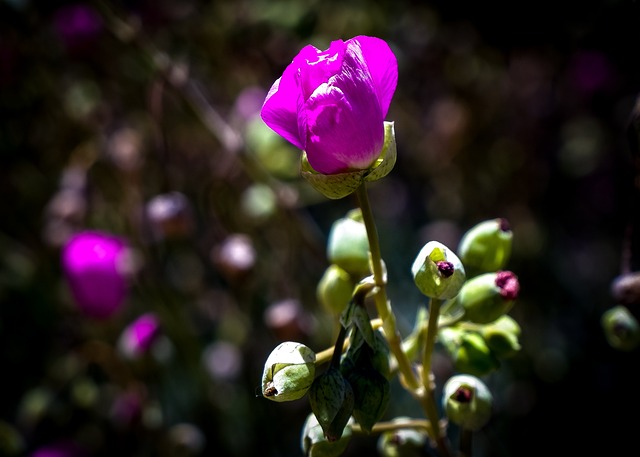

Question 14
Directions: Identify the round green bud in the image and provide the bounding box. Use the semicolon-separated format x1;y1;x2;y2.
308;367;355;442
458;271;520;324
327;213;370;277
480;315;522;359
301;413;353;457
442;374;493;431
317;265;355;315
457;218;513;277
454;331;500;376
601;305;640;351
377;417;428;457
412;241;466;300
261;341;316;402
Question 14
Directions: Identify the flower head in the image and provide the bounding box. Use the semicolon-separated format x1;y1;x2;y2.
261;36;397;175
118;313;162;359
61;231;131;319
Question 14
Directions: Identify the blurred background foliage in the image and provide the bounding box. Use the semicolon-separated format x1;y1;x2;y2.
1;0;640;456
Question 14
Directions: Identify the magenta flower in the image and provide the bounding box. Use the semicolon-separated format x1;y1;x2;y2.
118;313;162;359
261;36;397;175
61;231;130;319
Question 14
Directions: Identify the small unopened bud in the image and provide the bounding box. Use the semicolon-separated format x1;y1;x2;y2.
411;241;466;300
308;367;354;442
442;374;493;431
601;305;640;351
440;328;500;376
458;271;519;324
317;265;355;315
610;272;640;307
480;315;522;359
146;192;194;241
327;211;370;277
377;417;428;457
261;342;316;402
457;218;513;277
301;412;353;457
117;313;162;360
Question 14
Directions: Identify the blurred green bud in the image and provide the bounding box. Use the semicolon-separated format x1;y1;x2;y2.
301;413;353;457
308;367;355;442
458;218;513;277
480;315;522;359
344;367;390;433
327;211;370;277
440;328;500;376
458;271;520;324
261;341;316;402
317;265;355;315
411;241;466;300
377;417;428;457
442;374;493;431
601;305;640;351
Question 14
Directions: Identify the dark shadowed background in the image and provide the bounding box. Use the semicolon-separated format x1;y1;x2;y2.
2;1;639;456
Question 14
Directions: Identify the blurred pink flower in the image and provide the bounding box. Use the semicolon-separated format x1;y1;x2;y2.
53;4;103;52
118;313;161;359
261;36;397;175
61;231;130;319
31;440;85;457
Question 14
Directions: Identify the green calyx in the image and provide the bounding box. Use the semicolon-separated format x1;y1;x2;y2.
301;122;397;200
327;213;370;277
261;341;316;402
301;413;353;457
442;374;493;431
457;218;513;277
411;241;466;300
458;272;518;324
601;305;640;351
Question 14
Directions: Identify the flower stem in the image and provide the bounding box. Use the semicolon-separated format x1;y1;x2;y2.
355;183;451;457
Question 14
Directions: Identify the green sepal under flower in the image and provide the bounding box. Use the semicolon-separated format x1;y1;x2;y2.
601;305;640;351
261;341;316;402
439;327;500;376
301;122;397;200
301;412;353;457
308;367;355;442
457;271;519;324
442;374;493;431
327;211;370;277
457;218;513;277
411;241;466;300
317;264;355;315
376;417;428;457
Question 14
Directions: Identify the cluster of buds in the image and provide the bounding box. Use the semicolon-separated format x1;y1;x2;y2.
316;210;370;316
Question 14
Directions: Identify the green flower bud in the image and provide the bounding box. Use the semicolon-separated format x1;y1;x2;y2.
458;271;520;324
301;413;353;457
480;315;522;359
377;417;428;457
308;367;355;442
301;122;397;200
327;212;370;277
412;241;466;300
442;374;493;431
457;218;513;277
317;265;355;315
601;305;640;351
347;367;390;433
261;341;316;402
440;328;500;376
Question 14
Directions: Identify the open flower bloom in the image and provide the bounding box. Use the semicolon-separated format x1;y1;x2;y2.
61;231;130;319
261;36;397;175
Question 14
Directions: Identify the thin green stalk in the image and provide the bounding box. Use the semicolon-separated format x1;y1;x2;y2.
355;183;451;457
